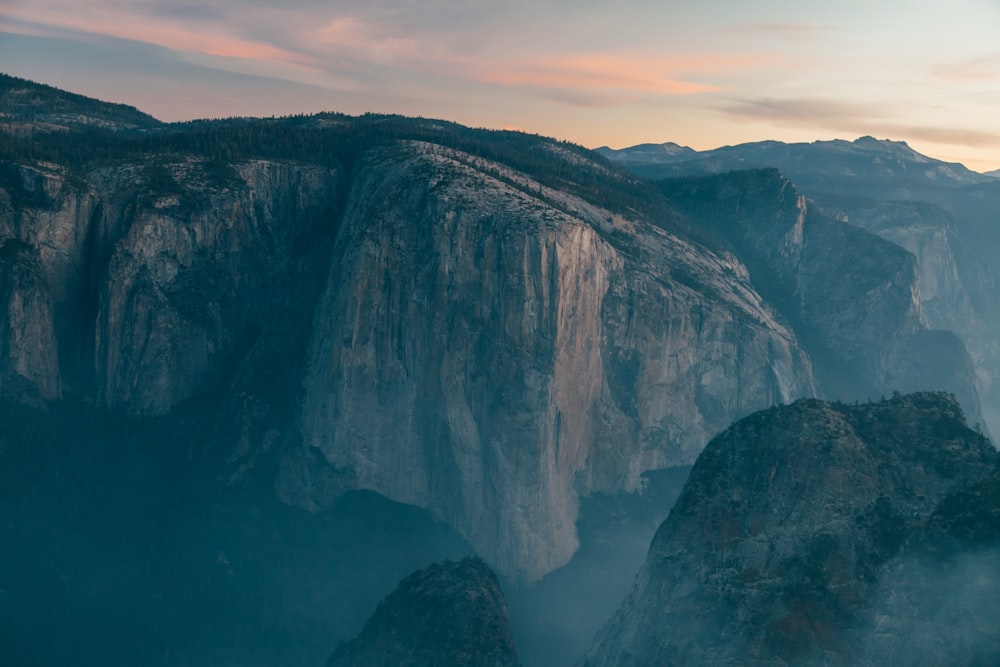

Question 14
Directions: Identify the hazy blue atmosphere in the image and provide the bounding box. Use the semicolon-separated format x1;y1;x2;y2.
1;2;999;665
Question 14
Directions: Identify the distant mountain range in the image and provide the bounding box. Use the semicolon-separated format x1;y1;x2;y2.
596;136;993;188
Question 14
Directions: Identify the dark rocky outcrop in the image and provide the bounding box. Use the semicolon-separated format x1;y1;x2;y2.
328;557;519;667
584;392;1000;666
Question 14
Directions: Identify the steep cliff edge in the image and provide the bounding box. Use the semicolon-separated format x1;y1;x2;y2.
584;392;1000;666
837;198;1000;432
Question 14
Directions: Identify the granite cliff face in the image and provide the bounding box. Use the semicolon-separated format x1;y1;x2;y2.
328;557;519;667
287;143;813;580
0;156;342;416
93;159;343;416
0;235;60;402
584;392;1000;666
0;130;814;581
838;198;1000;432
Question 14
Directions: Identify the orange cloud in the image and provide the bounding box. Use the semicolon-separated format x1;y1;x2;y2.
305;17;758;103
312;16;426;59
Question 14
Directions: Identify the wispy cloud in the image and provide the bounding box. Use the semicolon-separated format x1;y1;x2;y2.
931;55;1000;82
887;125;1000;148
729;22;829;40
0;1;772;109
307;16;430;64
0;2;318;69
474;52;776;107
721;96;882;125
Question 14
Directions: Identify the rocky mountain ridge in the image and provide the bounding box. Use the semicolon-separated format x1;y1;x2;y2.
0;75;987;586
597;136;992;189
602;136;1000;436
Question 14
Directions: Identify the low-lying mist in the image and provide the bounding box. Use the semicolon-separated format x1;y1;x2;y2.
0;398;692;667
506;467;691;667
0;400;473;667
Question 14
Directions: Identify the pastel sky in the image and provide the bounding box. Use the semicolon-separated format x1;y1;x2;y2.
2;0;1000;171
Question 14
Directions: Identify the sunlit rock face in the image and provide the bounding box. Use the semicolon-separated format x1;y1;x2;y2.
0;136;816;582
289;143;815;581
3;141;982;584
1;136;818;583
584;392;1000;667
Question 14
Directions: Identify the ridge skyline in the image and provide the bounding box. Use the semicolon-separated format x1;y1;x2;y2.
4;71;998;178
1;1;998;172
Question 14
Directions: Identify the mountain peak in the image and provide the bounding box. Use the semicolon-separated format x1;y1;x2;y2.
854;134;899;146
594;141;695;164
655;141;695;154
853;135;917;154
